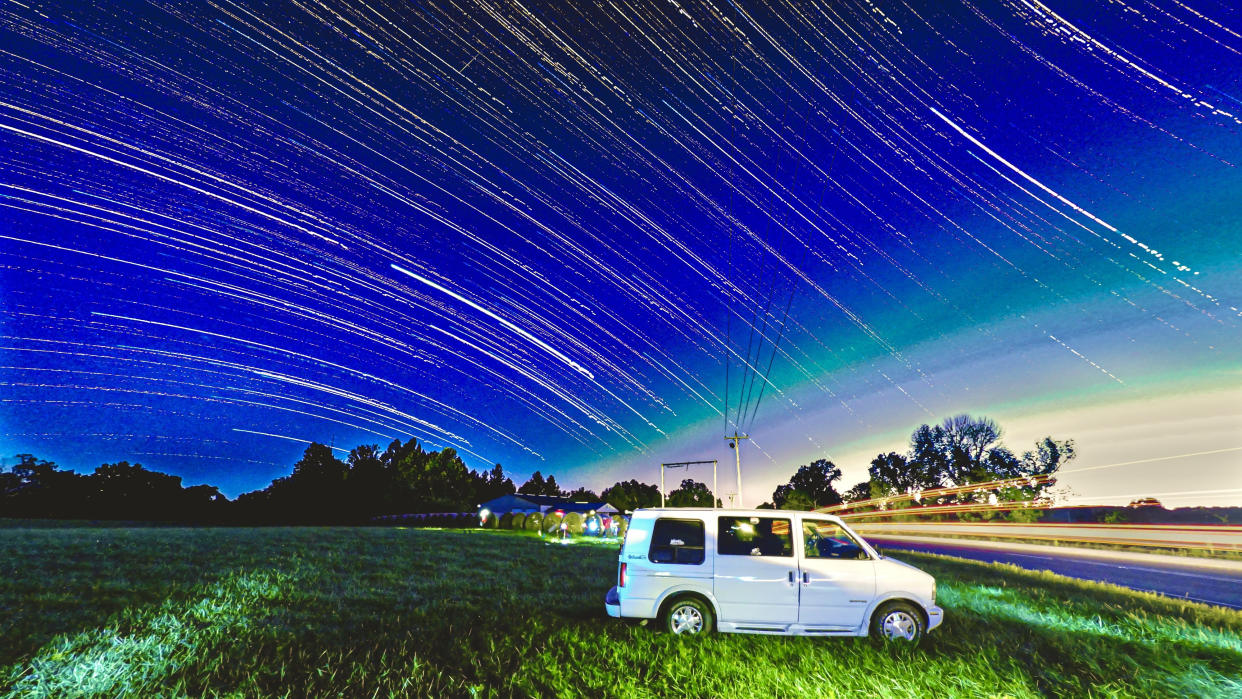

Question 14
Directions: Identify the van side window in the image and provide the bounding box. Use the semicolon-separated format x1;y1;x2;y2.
718;516;793;557
648;518;705;565
802;520;869;560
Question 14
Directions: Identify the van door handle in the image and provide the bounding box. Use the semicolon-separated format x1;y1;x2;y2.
788;570;795;583
802;572;810;584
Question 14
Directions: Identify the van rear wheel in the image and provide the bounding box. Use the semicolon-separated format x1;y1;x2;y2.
870;601;924;643
663;597;713;636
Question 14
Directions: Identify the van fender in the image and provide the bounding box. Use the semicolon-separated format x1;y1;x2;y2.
653;583;721;621
863;591;929;628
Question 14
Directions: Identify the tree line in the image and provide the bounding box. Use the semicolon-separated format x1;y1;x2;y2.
0;438;715;524
6;415;1239;525
762;414;1074;522
0;415;1069;524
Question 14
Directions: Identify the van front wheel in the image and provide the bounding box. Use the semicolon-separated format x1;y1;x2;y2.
663;597;713;636
870;601;924;643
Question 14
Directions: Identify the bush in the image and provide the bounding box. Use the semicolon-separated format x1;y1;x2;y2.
482;513;498;529
1006;508;1043;523
499;513;514;530
615;516;628;538
510;513;525;530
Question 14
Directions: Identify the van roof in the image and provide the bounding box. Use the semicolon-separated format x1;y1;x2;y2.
631;507;846;523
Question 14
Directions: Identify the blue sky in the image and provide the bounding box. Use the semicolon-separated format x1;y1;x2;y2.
1;0;1239;502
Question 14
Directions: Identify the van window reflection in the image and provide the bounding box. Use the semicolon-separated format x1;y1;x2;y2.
718;516;793;557
648;518;705;564
802;520;868;560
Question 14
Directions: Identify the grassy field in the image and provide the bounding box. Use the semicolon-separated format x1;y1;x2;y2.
2;527;1241;698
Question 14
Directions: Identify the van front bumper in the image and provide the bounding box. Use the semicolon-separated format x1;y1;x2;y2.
605;585;621;618
926;604;944;631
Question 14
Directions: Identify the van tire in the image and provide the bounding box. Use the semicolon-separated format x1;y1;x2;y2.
662;596;713;636
869;601;924;643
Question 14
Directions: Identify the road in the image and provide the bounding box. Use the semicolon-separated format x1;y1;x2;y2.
850;521;1242;549
870;535;1242;610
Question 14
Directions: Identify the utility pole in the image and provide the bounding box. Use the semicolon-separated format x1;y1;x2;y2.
724;432;748;508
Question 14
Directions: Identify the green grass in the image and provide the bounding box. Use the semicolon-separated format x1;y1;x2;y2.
2;528;1240;697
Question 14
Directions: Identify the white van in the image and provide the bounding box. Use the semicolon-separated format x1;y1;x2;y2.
604;508;942;641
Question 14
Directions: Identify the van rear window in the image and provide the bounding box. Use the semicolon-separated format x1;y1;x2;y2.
648;518;705;565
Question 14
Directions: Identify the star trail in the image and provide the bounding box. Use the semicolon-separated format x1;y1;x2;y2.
2;0;1240;500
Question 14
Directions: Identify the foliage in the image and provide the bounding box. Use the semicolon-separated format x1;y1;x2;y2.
665;479;719;508
563;487;600;501
0;455;226;522
772;459;843;509
518;471;564;497
843;481;873;503
777;489;814;510
2;527;1240;697
1102;509;1131;525
599;479;661;512
868;452;929;497
234;440;520;523
860;415;1075;512
2;440;525;525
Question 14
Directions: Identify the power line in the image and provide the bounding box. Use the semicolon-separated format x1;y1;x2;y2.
745;285;796;431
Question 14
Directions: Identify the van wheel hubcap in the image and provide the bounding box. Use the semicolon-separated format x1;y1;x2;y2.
881;610;918;640
670;605;704;634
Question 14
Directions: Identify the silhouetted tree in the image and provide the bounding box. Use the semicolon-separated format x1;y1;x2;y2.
600;479;661;511
860;416;1075;517
868;452;923;497
90;461;185;520
772;459;842;509
908;424;949;488
778;489;815;510
666;479;718;507
346;444;391;518
564;487;599;501
843;481;872;503
5;455;89;518
518;470;563;496
481;463;516;502
519;471;548;495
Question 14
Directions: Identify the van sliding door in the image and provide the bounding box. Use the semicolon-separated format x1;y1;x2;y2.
713;516;798;625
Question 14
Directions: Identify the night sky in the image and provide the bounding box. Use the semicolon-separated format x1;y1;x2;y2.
2;0;1240;505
